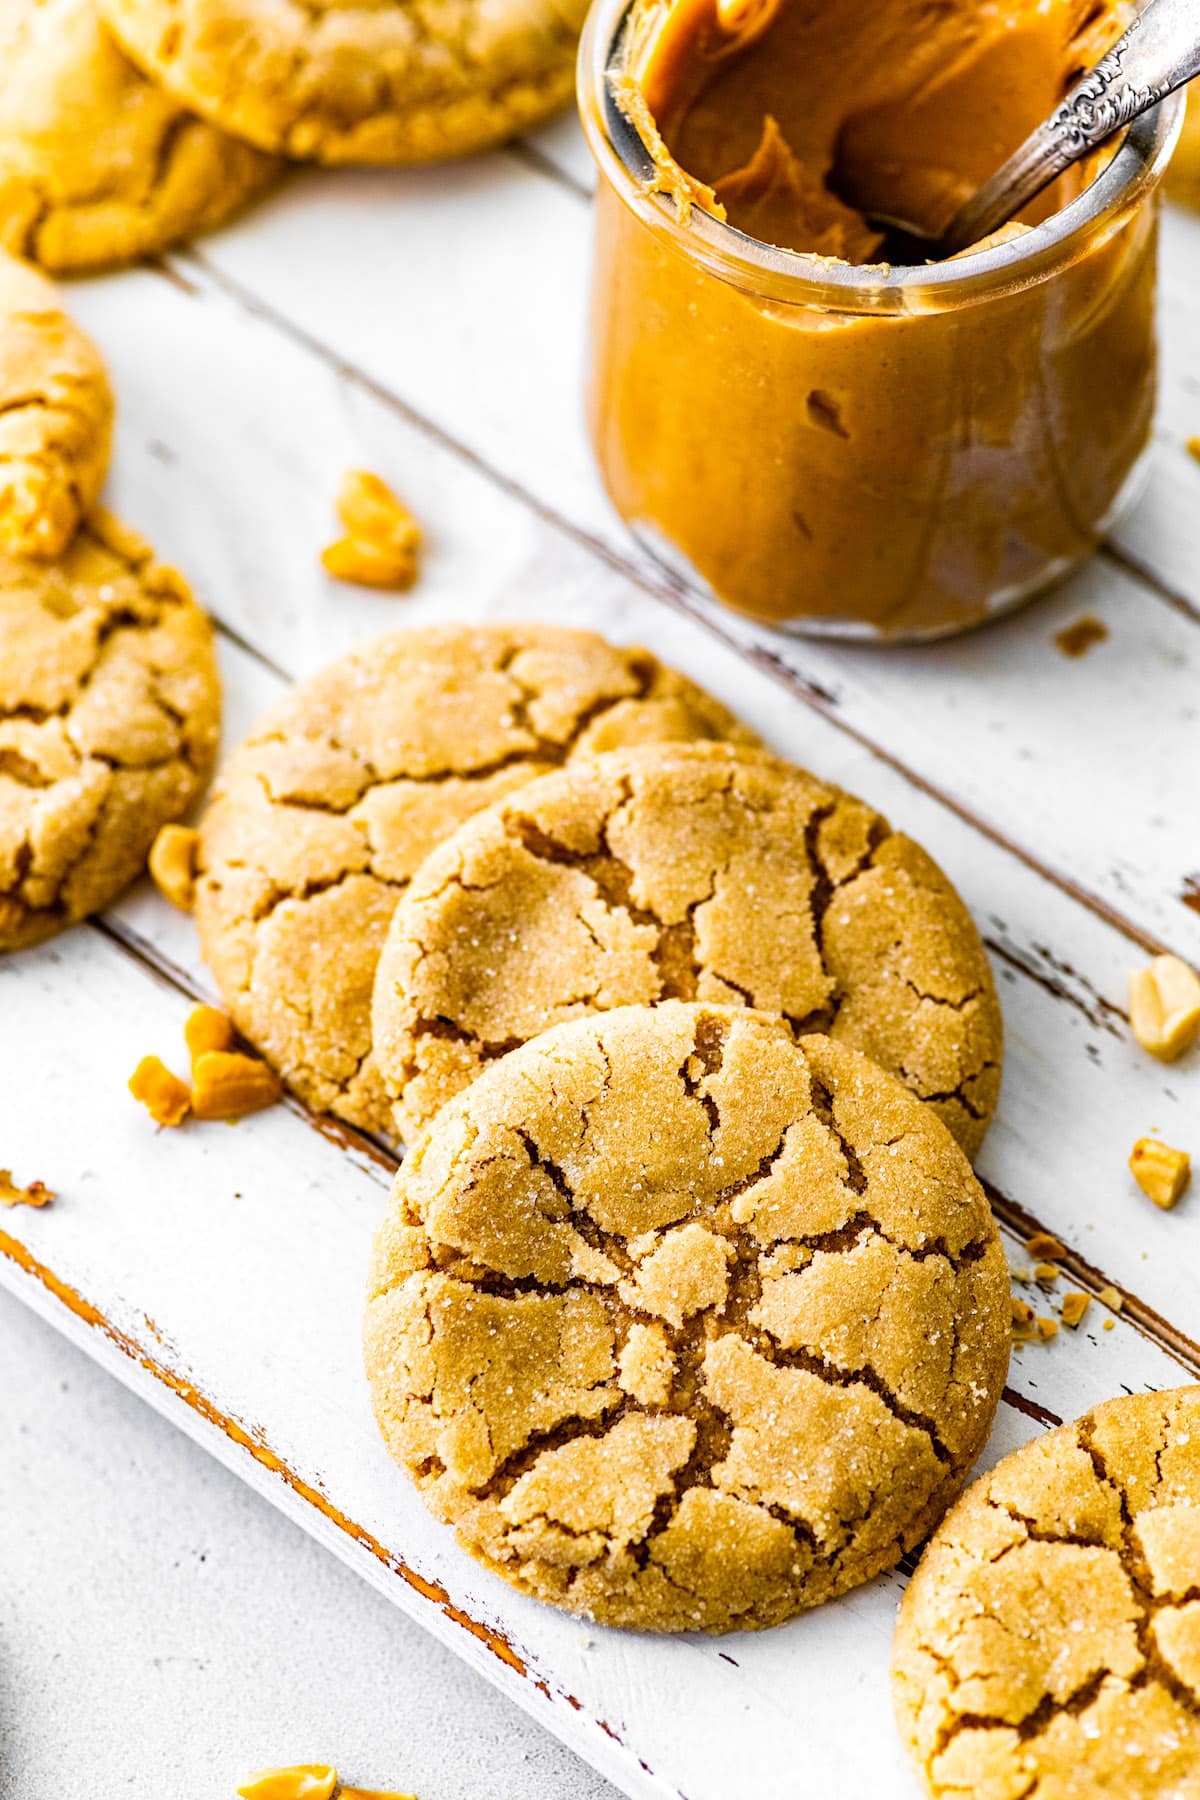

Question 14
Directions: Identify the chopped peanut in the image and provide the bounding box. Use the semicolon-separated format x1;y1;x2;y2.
323;469;422;591
1061;1292;1091;1329
0;1169;54;1208
148;823;199;911
1128;954;1200;1062
1011;1295;1037;1337
236;1770;338;1800
336;469;420;551
1026;1233;1065;1261
1033;1262;1060;1286
128;1055;191;1127
184;1003;235;1068
321;534;418;591
1036;1316;1059;1341
1097;1283;1125;1314
191;1050;281;1121
1129;1136;1191;1210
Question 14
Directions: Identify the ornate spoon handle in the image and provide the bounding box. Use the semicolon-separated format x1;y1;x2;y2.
937;0;1199;257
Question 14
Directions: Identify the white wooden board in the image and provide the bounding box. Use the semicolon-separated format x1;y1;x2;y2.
3;117;1200;1800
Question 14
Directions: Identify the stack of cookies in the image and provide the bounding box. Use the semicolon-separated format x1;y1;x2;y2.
186;620;1020;1637
0;0;587;278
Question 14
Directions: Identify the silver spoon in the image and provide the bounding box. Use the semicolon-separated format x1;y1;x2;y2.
871;0;1200;263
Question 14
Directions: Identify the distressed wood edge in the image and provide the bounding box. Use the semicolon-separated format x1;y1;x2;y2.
0;1226;678;1800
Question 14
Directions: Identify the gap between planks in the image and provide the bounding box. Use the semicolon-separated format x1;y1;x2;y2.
90;911;1200;1398
169;247;1192;970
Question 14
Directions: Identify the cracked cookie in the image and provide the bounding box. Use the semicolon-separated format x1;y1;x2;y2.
371;744;1003;1152
193;624;754;1136
98;0;587;165
0;250;112;557
0;0;281;276
892;1386;1200;1799
0;509;221;950
363;1003;1011;1631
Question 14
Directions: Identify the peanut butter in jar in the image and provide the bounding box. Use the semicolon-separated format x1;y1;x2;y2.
579;0;1183;640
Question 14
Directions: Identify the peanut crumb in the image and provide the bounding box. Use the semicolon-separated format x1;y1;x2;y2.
148;823;199;911
1097;1284;1125;1314
1011;1295;1037;1338
1061;1291;1091;1328
191;1049;281;1121
1128;954;1200;1062
128;1055;191;1127
1036;1316;1059;1341
236;1771;338;1800
1054;615;1108;658
0;1169;54;1208
184;1003;235;1068
1026;1233;1065;1261
1033;1262;1060;1285
1129;1136;1191;1209
323;469;421;591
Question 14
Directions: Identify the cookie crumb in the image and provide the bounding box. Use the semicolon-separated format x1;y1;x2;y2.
184;1004;235;1068
191;1050;281;1121
1010;1264;1033;1284
1033;1261;1060;1285
1026;1233;1065;1262
1103;1317;1115;1330
1061;1291;1091;1328
148;824;199;911
1129;1136;1191;1209
128;1055;191;1127
1054;615;1108;658
1097;1283;1125;1314
0;1169;54;1208
1189;437;1200;463
322;469;421;591
1128;954;1200;1062
1011;1295;1037;1337
1036;1316;1059;1341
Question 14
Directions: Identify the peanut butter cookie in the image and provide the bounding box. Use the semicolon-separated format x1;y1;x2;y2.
372;744;1003;1151
893;1386;1200;1799
1;510;221;950
194;625;753;1136
0;251;112;557
98;0;585;164
0;0;280;276
364;1004;1011;1631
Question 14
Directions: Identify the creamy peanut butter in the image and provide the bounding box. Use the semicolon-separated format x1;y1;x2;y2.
585;0;1166;637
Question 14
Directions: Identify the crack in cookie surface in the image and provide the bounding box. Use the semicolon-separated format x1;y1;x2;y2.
372;744;1003;1154
194;624;754;1135
892;1386;1200;1798
364;1004;1011;1633
0;508;220;949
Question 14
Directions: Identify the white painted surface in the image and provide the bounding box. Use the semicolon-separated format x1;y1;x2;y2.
2;105;1200;1800
0;1290;618;1800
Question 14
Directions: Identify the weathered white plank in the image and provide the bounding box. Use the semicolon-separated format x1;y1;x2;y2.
2;922;1194;1800
155;165;1200;963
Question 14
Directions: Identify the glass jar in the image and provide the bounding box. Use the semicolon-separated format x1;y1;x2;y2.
578;0;1183;642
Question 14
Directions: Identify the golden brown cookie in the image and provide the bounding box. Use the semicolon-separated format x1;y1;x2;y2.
0;510;221;951
364;1005;1011;1632
0;251;112;557
0;0;281;276
194;625;754;1136
98;0;585;164
372;744;1003;1151
892;1387;1200;1800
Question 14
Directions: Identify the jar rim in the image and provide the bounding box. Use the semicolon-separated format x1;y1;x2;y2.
577;0;1185;312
